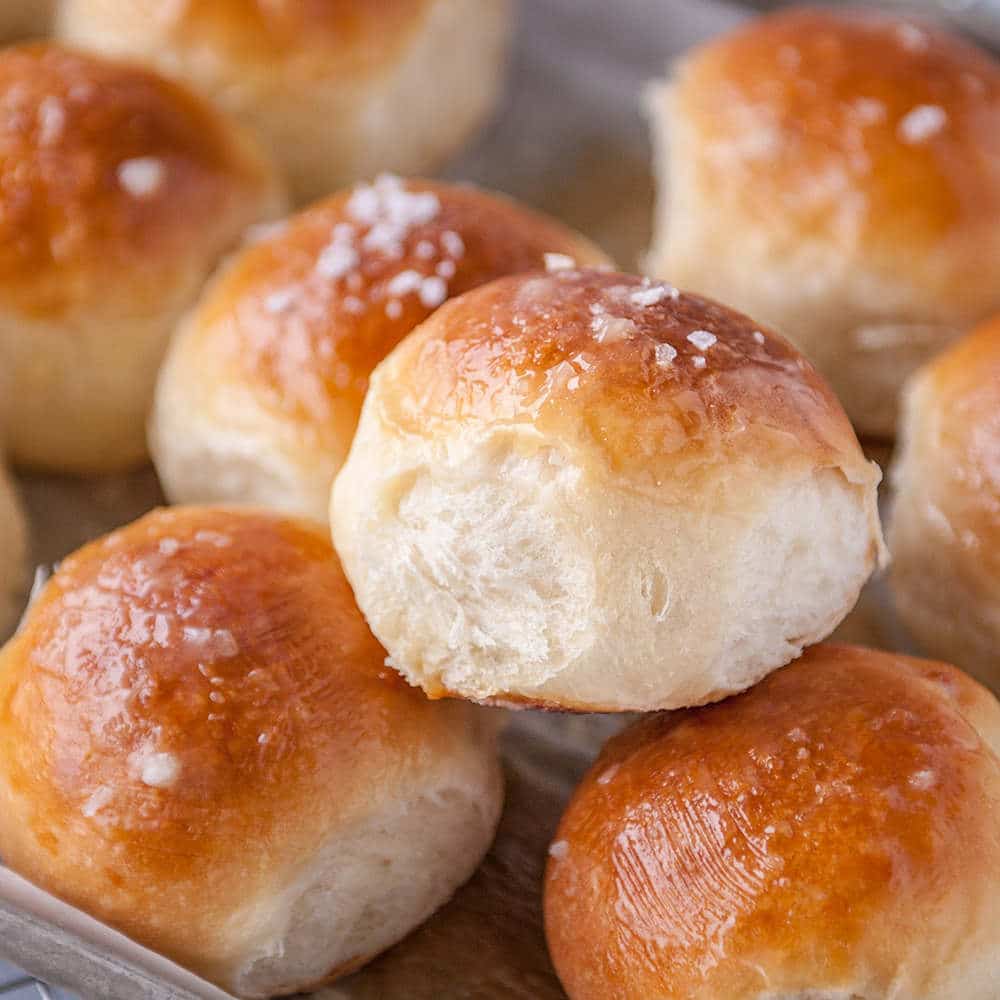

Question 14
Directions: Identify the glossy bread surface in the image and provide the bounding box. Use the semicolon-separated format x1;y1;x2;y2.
375;269;870;493
545;644;1000;999
184;178;610;459
0;43;276;319
672;8;1000;295
0;507;481;979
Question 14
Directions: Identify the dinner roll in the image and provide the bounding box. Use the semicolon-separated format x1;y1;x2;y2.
890;315;1000;693
0;507;503;998
150;176;611;522
647;9;1000;438
544;644;1000;1000
0;1;52;41
56;0;513;205
331;269;884;712
0;458;26;636
0;43;285;474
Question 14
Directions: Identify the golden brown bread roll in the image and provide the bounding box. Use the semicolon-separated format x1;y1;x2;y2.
331;268;885;712
150;176;611;522
0;1;52;40
0;456;26;635
647;8;1000;438
0;506;503;998
545;644;1000;999
0;43;285;474
56;0;514;205
890;314;1000;692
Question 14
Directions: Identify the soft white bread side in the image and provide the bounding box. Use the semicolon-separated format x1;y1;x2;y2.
890;314;1000;693
545;644;1000;1000
331;269;884;712
0;43;285;474
0;507;503;998
0;1;52;40
150;175;612;523
647;8;1000;438
57;0;513;204
0;457;26;636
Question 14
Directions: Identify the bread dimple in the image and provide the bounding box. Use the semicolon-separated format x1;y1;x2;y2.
0;43;278;319
671;9;1000;289
545;644;1000;999
189;178;611;443
374;269;871;493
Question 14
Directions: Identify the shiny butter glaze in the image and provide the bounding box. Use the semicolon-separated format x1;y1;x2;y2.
544;644;1000;999
191;178;609;451
376;269;870;494
0;506;477;972
0;43;276;319
673;9;1000;291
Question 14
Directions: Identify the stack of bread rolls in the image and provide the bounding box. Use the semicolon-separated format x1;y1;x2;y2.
150;176;611;521
1;4;999;1000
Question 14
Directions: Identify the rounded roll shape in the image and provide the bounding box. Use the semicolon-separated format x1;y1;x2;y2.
56;0;514;205
646;9;1000;437
0;507;503;998
890;315;1000;692
151;176;611;522
0;1;52;41
0;458;27;635
0;43;285;474
544;644;1000;1000
331;269;885;712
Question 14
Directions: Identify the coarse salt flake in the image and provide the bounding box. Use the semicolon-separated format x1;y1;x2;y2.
386;269;424;297
898;105;947;144
37;96;65;145
117;157;166;198
316;242;359;280
655;343;677;367
853;97;886;125
441;230;465;259
385;299;403;319
544;252;576;272
436;259;456;279
549;840;570;859
82;786;113;818
419;275;448;308
140;753;180;789
692;355;707;369
264;288;297;314
631;283;676;307
752;331;766;344
687;330;717;351
591;314;636;344
194;530;231;547
896;22;928;52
